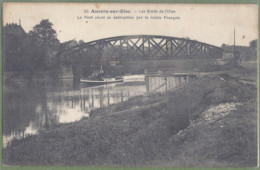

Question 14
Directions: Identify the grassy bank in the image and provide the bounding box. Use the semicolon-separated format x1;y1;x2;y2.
3;65;258;167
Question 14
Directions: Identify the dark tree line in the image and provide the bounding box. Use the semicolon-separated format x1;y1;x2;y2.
3;19;100;84
3;20;64;83
249;39;257;50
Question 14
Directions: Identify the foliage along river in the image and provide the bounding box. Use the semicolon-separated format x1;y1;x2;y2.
3;75;190;147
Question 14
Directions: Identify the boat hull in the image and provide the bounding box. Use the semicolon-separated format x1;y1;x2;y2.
80;78;123;85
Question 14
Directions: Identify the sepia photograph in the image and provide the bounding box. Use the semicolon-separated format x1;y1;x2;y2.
2;2;258;167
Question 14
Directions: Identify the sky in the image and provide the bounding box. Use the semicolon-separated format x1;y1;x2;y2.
3;3;258;47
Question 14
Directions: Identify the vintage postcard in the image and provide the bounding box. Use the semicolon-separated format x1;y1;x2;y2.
2;2;258;167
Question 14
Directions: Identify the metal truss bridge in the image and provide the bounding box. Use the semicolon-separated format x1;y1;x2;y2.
63;35;223;60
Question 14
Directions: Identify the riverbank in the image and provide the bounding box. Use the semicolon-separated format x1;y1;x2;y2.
3;64;258;167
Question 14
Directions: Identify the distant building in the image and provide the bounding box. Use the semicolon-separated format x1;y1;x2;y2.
221;44;257;61
3;23;27;72
3;22;26;38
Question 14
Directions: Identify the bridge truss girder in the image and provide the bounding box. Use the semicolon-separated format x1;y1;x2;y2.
66;35;223;61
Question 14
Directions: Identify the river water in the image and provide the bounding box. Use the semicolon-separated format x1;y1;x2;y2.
3;75;191;147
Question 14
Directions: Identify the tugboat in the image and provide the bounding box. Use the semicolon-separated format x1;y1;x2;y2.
80;65;123;85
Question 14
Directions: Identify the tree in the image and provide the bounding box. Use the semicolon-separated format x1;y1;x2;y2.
29;19;57;42
221;44;227;48
27;19;61;81
249;39;257;50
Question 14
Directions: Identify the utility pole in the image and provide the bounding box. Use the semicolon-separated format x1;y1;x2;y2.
234;28;236;59
233;27;237;65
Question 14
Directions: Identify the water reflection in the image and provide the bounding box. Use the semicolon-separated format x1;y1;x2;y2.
3;75;195;147
3;79;146;147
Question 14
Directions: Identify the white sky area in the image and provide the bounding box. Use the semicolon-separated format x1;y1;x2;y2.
3;3;258;47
